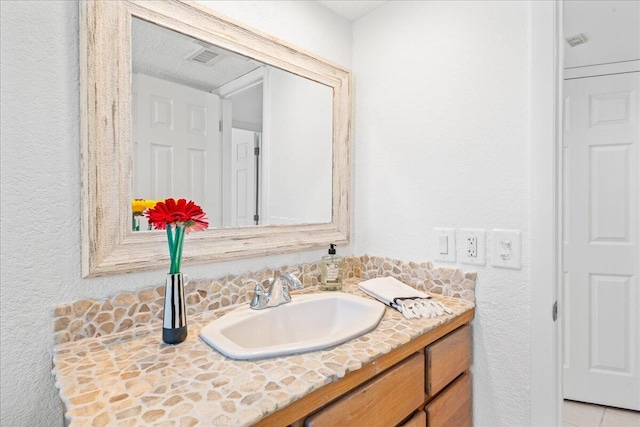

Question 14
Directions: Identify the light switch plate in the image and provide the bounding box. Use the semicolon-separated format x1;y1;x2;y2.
433;228;456;262
460;228;486;266
491;229;522;270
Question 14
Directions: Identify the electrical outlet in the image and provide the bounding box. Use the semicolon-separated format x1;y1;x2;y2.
467;236;477;257
460;229;485;265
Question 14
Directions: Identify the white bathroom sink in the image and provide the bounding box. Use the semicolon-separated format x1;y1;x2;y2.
199;292;386;360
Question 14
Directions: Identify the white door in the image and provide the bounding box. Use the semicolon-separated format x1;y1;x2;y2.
563;72;640;410
133;74;221;227
230;128;258;226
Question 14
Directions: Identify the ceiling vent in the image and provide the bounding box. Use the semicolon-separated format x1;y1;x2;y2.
185;47;220;66
565;33;588;48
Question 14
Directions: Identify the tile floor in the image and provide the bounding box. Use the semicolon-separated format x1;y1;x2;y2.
563;400;640;427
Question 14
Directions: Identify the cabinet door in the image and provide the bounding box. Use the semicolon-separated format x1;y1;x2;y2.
305;352;425;427
426;325;471;396
425;372;471;427
399;410;426;427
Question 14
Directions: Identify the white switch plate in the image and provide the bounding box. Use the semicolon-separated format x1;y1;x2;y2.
433;228;456;262
491;229;522;270
460;228;486;266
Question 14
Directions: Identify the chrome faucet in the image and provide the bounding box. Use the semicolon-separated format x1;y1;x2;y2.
247;272;302;310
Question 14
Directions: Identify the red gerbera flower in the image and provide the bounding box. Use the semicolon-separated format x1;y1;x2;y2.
144;199;209;274
146;198;209;233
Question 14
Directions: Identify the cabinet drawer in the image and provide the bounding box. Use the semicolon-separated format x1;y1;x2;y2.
305;352;425;427
425;325;471;396
425;372;471;427
399;410;426;427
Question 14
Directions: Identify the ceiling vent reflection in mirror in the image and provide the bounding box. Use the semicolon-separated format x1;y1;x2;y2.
186;48;219;65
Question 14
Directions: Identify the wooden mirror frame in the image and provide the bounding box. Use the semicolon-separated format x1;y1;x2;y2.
80;0;351;277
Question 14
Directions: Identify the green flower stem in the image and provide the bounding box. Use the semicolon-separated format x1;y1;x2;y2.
170;226;186;274
166;227;174;262
176;226;186;273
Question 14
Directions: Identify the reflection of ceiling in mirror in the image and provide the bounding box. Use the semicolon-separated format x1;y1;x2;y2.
132;18;261;92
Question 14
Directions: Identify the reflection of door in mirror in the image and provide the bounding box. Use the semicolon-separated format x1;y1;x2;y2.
230;128;259;227
219;78;264;228
132;74;222;230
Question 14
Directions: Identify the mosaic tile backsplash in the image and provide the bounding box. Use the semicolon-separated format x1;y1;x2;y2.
54;255;476;344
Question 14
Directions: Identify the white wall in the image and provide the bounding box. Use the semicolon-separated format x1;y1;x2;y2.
0;1;351;426
231;83;263;131
353;1;532;425
264;67;333;224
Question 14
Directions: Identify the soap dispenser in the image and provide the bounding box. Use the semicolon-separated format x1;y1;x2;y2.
321;244;343;291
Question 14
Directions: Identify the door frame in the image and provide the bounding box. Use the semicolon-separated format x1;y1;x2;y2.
530;1;563;425
217;68;268;227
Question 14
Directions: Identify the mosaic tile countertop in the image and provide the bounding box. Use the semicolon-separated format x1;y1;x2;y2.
53;279;474;427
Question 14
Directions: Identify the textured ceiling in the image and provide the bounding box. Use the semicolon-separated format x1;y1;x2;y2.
132;18;260;92
317;1;387;21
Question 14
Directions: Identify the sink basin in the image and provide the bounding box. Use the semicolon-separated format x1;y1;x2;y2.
199;292;386;360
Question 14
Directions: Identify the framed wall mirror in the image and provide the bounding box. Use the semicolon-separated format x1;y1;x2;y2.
80;0;351;277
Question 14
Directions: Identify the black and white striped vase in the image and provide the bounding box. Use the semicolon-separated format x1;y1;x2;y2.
162;273;188;344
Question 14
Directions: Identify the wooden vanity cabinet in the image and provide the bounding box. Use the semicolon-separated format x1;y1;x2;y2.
399;410;426;427
424;325;472;427
304;352;425;426
425;372;472;427
258;312;474;427
425;324;472;397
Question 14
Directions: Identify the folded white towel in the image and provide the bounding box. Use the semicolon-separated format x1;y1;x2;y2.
358;276;453;319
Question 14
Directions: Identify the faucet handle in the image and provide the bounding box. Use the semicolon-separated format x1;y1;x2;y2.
243;279;264;297
245;279;268;309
